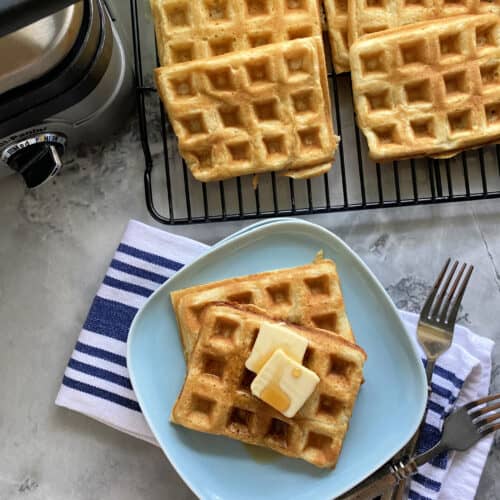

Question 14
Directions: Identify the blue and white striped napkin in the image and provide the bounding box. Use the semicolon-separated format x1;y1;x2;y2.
55;219;494;500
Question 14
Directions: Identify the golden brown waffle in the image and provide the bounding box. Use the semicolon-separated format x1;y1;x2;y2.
150;0;322;67
171;303;366;468
323;0;350;73
171;257;354;358
348;0;500;47
155;37;338;182
350;14;500;161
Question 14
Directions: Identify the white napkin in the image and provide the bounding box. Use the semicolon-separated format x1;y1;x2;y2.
55;219;494;499
399;311;494;500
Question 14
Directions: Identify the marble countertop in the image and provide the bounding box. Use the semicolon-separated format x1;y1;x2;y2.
1;2;499;499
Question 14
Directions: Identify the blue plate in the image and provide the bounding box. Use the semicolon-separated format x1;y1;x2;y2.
127;219;427;500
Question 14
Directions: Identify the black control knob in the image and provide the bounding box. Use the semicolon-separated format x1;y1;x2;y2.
2;134;66;188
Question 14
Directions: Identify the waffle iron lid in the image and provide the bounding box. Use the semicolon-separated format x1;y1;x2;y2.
0;1;84;95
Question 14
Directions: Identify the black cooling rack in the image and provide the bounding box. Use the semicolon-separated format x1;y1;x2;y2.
130;0;500;225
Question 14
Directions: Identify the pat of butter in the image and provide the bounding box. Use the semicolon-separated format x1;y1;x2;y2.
245;322;308;373
251;349;320;418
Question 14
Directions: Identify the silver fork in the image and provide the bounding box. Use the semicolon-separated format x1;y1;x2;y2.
341;393;500;499
392;259;474;499
417;258;474;384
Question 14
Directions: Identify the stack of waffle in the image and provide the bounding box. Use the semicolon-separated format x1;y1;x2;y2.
329;0;500;161
350;14;500;160
152;0;500;170
169;257;367;468
327;0;500;161
151;0;339;182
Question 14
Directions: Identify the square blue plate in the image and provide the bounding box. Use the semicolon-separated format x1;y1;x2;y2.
127;219;427;500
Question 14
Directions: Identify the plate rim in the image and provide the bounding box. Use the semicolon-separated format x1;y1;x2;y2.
127;218;427;499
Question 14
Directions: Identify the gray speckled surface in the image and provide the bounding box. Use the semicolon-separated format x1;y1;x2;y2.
1;3;500;499
1;124;499;499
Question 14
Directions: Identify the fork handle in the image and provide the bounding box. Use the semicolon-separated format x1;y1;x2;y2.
425;358;437;390
341;441;449;499
392;358;437;499
340;460;418;500
339;469;398;499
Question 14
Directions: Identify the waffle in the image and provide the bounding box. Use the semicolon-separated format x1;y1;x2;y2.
323;0;350;73
350;14;500;161
155;37;338;182
171;257;354;358
348;0;500;46
150;0;322;68
171;303;366;468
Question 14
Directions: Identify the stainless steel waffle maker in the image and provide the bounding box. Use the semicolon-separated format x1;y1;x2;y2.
0;0;134;188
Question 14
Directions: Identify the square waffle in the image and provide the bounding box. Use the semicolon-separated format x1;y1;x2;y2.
348;0;500;47
323;0;350;73
171;257;355;358
350;14;500;161
150;0;322;67
171;303;366;468
155;36;338;182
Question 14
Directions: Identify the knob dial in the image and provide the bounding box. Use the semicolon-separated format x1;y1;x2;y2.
2;133;66;188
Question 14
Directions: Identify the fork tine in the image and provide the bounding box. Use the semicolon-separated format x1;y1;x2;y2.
420;258;451;319
475;412;500;428
438;262;466;323
430;260;459;320
464;393;500;411
480;423;500;437
445;264;474;326
469;401;500;420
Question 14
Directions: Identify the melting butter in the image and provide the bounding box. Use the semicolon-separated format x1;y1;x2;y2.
261;383;291;413
251;349;319;418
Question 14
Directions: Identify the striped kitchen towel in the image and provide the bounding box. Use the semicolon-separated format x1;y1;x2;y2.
55;219;494;500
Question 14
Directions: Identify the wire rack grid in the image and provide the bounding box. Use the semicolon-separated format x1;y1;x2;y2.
130;0;500;224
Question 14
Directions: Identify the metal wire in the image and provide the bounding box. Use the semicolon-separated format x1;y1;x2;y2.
130;0;500;225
